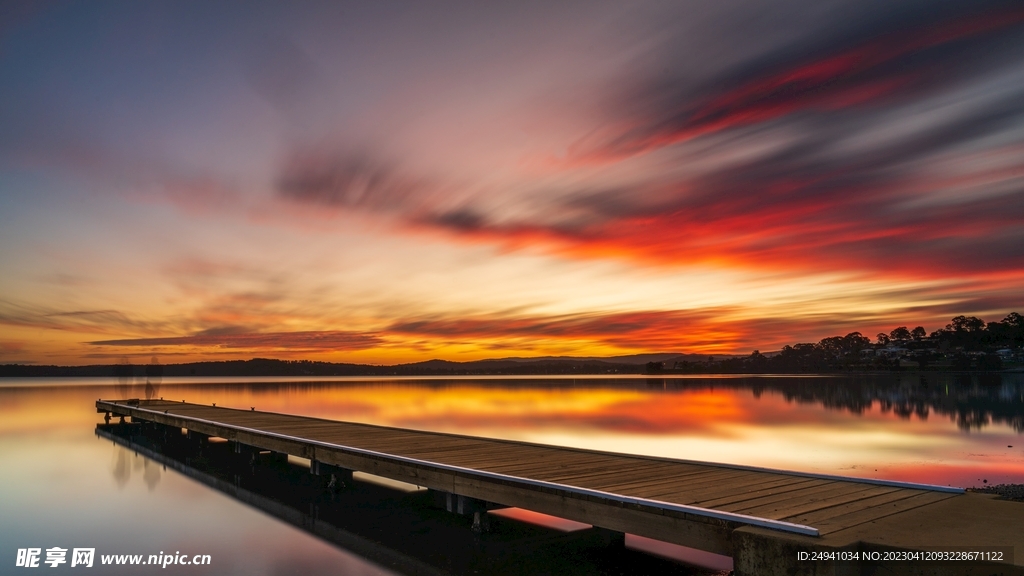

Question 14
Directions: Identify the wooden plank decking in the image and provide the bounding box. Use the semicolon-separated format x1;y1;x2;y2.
97;399;964;557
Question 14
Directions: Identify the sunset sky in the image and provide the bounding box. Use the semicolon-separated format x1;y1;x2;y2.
1;0;1023;365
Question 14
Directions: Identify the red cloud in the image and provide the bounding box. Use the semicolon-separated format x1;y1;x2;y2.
415;141;1024;283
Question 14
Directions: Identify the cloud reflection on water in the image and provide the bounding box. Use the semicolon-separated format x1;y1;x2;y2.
4;375;1021;487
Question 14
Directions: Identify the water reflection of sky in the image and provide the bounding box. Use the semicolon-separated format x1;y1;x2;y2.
0;376;1022;574
4;376;1022;483
0;406;397;575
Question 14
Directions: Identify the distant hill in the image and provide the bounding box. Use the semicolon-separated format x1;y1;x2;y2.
485;353;705;365
0;350;758;378
1;355;664;377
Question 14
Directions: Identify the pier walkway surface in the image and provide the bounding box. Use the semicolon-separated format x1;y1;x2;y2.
98;399;1023;575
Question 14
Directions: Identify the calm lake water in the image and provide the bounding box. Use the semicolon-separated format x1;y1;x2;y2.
1;374;1022;575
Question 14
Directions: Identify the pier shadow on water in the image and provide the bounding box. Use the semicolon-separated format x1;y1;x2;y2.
95;422;729;576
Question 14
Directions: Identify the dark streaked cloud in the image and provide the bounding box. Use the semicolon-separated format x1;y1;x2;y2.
387;309;845;353
388;303;1024;353
74;308;867;355
0;301;172;334
569;2;1024;162
276;149;430;213
89;330;383;351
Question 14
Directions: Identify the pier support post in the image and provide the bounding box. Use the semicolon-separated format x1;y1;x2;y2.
471;510;491;533
446;493;493;516
232;440;257;455
266;451;288;463
251;450;288;465
230;440;261;466
185;429;210;446
430;490;503;517
153;422;177;441
431;490;502;532
310;459;353;490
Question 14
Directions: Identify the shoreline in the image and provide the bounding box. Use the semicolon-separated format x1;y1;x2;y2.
967;484;1024;501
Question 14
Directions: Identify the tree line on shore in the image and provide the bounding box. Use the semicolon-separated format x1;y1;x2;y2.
660;312;1023;374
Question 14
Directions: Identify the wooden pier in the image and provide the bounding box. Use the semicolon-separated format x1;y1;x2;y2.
96;425;679;576
97;399;1023;575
